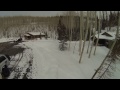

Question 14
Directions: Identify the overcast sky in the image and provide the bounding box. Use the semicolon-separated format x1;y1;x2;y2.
0;11;63;16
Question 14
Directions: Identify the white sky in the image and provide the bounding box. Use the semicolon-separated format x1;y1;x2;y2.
0;11;115;19
0;11;63;16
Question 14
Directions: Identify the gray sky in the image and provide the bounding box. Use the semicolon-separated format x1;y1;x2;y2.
0;11;63;16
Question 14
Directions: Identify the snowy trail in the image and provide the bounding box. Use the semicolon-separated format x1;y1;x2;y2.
24;40;87;79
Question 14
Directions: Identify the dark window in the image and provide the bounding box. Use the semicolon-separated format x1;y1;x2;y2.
0;56;6;63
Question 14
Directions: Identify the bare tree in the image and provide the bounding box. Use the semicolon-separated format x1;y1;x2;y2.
94;12;101;55
68;11;74;50
79;11;89;63
68;11;71;50
88;11;97;58
79;11;83;56
87;11;92;54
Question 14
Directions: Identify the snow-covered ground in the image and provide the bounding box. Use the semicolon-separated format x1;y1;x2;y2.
0;38;11;43
0;38;19;43
0;38;120;79
7;43;33;79
22;38;110;79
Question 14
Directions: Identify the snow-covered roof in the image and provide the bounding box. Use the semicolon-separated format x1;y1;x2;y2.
95;34;115;40
28;32;40;36
27;32;45;36
95;31;116;40
24;34;30;36
106;32;116;37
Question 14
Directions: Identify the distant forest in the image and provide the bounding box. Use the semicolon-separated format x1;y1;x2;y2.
0;11;119;40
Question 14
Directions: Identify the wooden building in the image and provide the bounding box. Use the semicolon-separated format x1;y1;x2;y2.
93;31;116;48
24;32;46;40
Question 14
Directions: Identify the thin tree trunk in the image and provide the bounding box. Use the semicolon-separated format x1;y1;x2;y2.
73;12;79;54
106;11;109;31
68;11;71;50
71;16;73;42
87;11;92;54
88;11;97;58
109;11;112;31
79;11;83;56
79;11;89;63
73;25;76;53
70;13;72;49
82;14;84;40
94;12;100;55
66;11;69;39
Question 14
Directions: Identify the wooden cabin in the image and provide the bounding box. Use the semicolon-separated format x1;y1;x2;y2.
93;31;116;48
24;32;46;40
